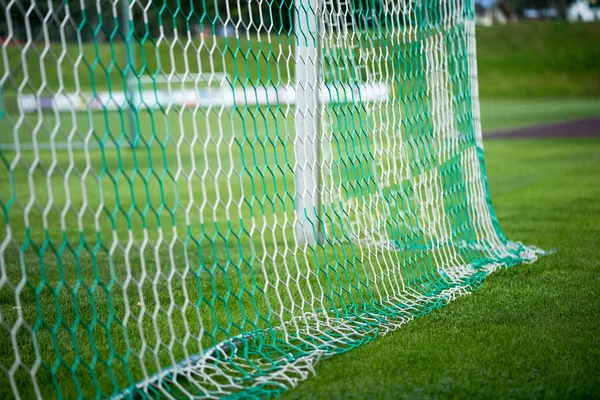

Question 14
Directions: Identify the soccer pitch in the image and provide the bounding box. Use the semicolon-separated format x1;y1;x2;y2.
0;106;359;397
3;100;599;399
287;134;600;399
3;97;502;398
1;14;599;398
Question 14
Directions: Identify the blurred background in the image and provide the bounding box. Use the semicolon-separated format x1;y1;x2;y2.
1;0;599;129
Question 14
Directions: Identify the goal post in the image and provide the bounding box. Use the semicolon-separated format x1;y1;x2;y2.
294;0;323;245
0;0;543;398
121;0;139;147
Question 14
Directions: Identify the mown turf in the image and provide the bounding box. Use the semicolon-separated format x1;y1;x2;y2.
3;104;596;399
1;98;598;399
479;98;600;133
2;17;600;399
476;22;600;97
285;137;600;399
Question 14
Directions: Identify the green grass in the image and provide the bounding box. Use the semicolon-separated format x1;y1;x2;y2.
480;98;600;133
1;18;600;399
1;99;598;398
0;93;498;398
286;137;600;399
476;22;600;97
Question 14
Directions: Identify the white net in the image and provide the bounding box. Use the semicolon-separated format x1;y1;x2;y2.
0;0;541;398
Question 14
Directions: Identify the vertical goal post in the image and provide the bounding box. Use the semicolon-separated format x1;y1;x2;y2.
121;0;139;147
294;0;323;246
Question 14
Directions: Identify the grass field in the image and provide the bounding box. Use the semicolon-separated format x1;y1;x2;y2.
1;20;600;399
2;99;598;398
0;88;509;398
475;22;600;97
287;136;600;399
480;98;600;133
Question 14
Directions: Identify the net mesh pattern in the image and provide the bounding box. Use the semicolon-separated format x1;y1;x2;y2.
0;0;541;398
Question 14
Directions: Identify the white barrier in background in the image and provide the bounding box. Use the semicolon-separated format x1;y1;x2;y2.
17;83;390;112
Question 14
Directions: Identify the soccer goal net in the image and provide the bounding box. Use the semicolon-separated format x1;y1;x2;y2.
0;0;540;398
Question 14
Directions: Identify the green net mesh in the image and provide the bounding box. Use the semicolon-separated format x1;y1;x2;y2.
0;0;541;398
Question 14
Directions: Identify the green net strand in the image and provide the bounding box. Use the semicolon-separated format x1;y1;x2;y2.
0;0;543;398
